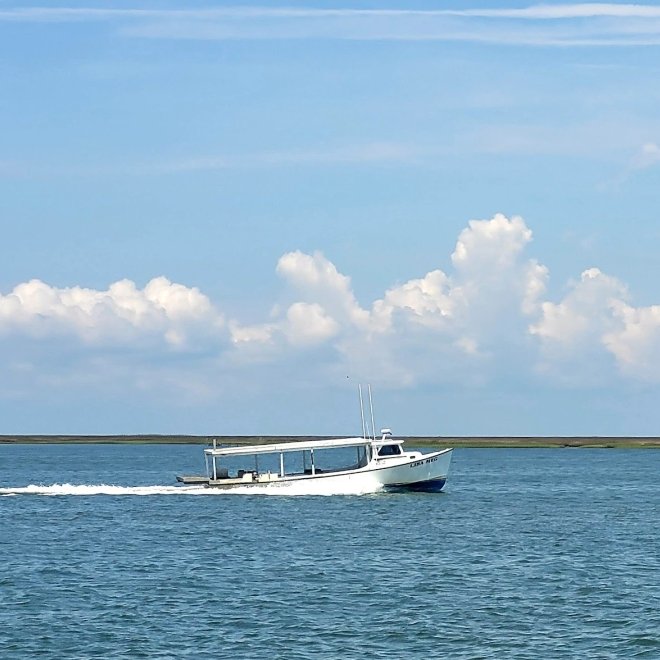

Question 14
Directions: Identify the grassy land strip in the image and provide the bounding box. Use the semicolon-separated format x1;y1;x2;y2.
1;435;660;448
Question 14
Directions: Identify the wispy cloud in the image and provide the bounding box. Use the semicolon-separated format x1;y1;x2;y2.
5;5;660;21
453;5;660;19
630;141;660;169
5;129;659;179
603;141;660;187
0;143;428;179
4;5;660;46
147;142;425;174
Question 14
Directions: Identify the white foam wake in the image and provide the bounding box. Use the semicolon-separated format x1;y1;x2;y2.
0;480;383;497
0;484;206;497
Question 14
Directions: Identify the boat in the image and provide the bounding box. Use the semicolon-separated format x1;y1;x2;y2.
177;387;452;493
177;432;452;493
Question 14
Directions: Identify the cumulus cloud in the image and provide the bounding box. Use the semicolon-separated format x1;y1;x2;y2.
229;213;660;388
276;250;369;328
450;213;548;319
284;303;340;347
343;213;548;385
226;250;366;363
604;303;660;381
528;266;660;384
5;212;660;396
529;268;629;383
0;276;223;349
372;269;454;331
226;214;549;386
531;268;627;347
371;214;546;344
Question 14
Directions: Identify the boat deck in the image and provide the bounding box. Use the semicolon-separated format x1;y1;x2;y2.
176;475;211;485
176;473;282;487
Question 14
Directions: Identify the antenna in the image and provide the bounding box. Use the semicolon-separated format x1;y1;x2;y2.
358;384;367;439
368;384;376;441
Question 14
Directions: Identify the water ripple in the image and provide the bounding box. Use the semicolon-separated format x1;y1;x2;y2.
1;446;659;658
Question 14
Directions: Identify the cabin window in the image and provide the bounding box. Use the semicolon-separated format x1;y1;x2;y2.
378;444;401;456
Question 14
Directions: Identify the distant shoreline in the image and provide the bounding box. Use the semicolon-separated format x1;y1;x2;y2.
2;435;660;448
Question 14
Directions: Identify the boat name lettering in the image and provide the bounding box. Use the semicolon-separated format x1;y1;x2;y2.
410;457;438;468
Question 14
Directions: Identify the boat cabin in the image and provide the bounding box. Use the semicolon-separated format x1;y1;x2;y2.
200;429;407;484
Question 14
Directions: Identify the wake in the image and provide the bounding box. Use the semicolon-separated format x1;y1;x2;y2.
0;484;206;497
0;480;383;497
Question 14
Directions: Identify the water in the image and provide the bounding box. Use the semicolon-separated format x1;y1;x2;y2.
1;445;659;659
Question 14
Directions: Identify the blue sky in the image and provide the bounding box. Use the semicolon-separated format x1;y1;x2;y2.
2;2;660;436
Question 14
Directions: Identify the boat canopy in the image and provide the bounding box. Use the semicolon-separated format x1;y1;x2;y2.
204;435;400;458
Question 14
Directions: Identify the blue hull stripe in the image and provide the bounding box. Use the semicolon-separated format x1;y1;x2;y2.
386;478;447;493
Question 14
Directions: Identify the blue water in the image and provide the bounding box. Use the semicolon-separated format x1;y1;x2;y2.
1;445;659;659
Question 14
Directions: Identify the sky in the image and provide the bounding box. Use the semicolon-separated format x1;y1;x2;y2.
2;2;660;436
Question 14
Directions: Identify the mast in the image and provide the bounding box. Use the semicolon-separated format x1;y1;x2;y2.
368;384;376;441
358;384;367;439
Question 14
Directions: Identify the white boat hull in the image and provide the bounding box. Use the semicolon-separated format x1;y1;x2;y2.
284;447;453;492
370;448;453;491
178;447;452;493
